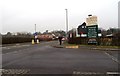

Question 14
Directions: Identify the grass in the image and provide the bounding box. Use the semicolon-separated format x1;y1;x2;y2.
96;45;120;49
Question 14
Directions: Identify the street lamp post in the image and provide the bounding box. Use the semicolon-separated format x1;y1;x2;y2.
35;24;36;33
65;9;68;34
34;24;37;43
32;24;37;44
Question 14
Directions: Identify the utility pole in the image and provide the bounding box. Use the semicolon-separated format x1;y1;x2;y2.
35;24;36;33
65;9;68;34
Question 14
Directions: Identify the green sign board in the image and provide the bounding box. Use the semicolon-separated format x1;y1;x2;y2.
87;25;98;38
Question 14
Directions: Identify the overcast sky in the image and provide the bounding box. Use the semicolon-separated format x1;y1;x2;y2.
1;0;119;34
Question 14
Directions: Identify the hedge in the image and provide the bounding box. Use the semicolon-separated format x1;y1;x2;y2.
68;37;120;46
2;36;33;44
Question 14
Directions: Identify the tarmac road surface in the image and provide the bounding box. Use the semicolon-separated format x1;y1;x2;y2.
2;41;119;75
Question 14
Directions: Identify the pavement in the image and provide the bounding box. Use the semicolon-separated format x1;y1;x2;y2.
52;42;120;51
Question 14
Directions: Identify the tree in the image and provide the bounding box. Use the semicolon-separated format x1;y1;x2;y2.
6;32;12;36
51;30;66;37
37;32;41;35
107;28;119;35
100;29;107;37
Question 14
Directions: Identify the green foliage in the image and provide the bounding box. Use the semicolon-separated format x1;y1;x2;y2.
51;30;66;36
68;37;120;46
68;37;87;44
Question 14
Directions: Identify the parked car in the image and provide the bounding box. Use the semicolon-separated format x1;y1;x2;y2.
88;38;97;45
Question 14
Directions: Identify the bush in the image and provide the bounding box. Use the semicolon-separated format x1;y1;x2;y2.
68;36;119;46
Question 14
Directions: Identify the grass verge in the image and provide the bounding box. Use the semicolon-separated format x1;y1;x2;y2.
63;41;120;49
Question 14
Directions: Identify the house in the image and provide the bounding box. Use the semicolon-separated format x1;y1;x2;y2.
37;33;54;41
77;22;87;37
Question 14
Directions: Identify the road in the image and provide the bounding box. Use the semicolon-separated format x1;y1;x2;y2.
2;41;119;75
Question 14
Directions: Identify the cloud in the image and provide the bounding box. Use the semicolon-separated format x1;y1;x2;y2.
1;0;119;33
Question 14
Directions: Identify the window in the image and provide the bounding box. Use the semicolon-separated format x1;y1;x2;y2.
82;26;84;28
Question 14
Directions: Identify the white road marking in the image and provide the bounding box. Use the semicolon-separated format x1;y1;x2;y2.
3;52;15;55
12;46;17;47
2;47;10;49
73;71;104;74
21;45;30;47
7;48;10;49
3;47;31;55
15;44;20;45
1;69;30;74
11;44;31;47
13;51;18;53
105;52;119;64
2;44;31;50
2;54;31;68
73;71;120;75
107;72;120;75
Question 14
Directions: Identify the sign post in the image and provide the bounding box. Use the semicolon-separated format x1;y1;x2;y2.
86;15;98;45
33;32;37;44
87;25;98;45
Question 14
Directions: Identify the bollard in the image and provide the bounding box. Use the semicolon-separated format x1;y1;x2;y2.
32;39;35;44
37;39;39;44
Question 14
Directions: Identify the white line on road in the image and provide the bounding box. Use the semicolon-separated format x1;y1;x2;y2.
105;52;119;64
2;47;10;49
21;45;30;47
106;72;120;75
12;46;17;47
3;51;16;55
73;71;120;75
11;44;31;47
2;55;30;67
73;71;104;75
7;48;10;49
15;44;20;45
2;44;31;50
1;69;30;74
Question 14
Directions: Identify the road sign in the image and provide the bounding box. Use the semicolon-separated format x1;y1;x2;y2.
33;32;37;36
86;15;97;26
87;25;98;38
87;25;98;45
